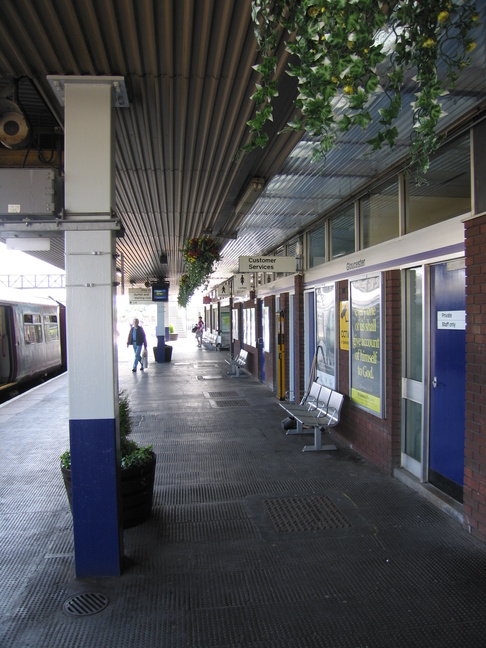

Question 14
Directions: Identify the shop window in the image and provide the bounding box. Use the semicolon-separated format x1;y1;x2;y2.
330;205;355;259
360;178;399;248
309;223;326;267
406;134;471;233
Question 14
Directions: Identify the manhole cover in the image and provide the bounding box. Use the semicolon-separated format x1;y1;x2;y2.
63;592;110;617
263;496;351;533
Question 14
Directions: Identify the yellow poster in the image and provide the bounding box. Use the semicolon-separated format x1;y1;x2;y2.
339;301;349;351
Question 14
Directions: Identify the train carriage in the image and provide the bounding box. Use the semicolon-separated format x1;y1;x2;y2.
0;290;64;390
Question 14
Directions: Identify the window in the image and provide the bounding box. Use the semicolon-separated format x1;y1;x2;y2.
309;223;326;268
331;204;355;259
406;134;471;233
44;314;59;342
24;314;43;344
360;178;399;248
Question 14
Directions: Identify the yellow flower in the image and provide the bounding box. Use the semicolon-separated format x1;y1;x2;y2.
437;11;449;23
308;7;319;18
422;38;435;49
467;41;477;52
343;85;354;95
332;76;339;83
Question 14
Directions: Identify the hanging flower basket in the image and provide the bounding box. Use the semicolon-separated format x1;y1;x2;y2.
177;237;221;308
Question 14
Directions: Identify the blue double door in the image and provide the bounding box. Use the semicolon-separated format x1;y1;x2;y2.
429;261;466;501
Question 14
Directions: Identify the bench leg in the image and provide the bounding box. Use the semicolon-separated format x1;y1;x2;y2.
302;426;337;452
286;419;306;435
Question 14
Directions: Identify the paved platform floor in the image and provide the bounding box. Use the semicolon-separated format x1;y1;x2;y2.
2;337;486;647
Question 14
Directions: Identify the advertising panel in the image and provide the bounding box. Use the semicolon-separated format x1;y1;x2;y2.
315;284;336;389
350;274;383;417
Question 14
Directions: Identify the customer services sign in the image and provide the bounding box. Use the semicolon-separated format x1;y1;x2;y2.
239;256;296;272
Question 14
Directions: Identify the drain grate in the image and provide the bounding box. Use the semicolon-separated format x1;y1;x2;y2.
206;391;240;398
263;496;351;533
63;592;110;617
212;399;250;408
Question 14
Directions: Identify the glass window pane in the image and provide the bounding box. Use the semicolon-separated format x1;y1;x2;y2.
406;134;471;233
309;224;326;268
331;205;355;260
360;178;399;248
405;399;422;461
406;268;423;382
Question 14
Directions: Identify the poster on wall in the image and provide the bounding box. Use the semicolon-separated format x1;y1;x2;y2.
350;274;383;417
232;309;239;341
263;306;270;351
315;284;336;389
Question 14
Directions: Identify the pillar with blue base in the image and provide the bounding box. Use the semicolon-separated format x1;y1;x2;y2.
155;302;166;362
62;78;124;578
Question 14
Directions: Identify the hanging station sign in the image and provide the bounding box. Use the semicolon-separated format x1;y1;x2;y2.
349;274;383;417
239;256;296;273
128;287;152;305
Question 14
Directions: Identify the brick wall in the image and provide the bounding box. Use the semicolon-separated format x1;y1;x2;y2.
464;213;486;542
336;271;401;474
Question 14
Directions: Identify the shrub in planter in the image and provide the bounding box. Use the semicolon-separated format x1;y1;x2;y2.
60;390;156;528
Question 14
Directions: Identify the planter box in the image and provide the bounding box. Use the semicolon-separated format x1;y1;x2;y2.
169;333;178;341
61;453;156;529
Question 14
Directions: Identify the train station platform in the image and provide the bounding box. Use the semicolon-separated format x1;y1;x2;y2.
2;337;486;647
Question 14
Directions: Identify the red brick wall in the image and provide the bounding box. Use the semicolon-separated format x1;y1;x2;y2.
464;213;486;542
335;271;401;474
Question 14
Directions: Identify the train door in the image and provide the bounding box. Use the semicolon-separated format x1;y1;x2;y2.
0;306;13;384
429;260;466;501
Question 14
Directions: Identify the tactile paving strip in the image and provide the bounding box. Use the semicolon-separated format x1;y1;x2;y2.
263;495;351;533
205;391;240;398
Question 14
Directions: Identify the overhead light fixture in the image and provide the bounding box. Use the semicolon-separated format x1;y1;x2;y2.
235;177;265;216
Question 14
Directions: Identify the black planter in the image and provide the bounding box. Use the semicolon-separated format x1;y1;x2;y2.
61;453;156;529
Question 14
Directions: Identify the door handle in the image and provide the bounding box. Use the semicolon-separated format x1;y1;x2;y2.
432;376;438;388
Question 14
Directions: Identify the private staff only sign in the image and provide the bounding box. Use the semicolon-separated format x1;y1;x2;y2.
239;256;296;273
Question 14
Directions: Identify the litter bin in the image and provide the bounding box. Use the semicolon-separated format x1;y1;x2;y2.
165;344;172;362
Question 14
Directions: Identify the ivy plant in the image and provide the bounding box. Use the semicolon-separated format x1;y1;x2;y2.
244;0;480;172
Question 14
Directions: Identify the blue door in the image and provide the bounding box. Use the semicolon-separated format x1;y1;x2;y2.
429;261;466;501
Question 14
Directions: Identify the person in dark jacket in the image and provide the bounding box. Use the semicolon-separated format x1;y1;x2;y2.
127;318;148;372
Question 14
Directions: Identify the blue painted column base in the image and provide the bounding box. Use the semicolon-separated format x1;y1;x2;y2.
70;418;122;578
156;335;166;362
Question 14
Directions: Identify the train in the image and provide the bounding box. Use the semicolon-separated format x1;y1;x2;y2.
0;290;66;395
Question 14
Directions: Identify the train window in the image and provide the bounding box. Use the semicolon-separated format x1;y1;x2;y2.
44;315;59;342
24;314;43;344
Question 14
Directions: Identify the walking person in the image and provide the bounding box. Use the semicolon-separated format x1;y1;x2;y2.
127;318;148;372
196;316;204;348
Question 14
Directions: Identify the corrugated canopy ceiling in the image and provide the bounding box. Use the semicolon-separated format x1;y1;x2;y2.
0;0;485;294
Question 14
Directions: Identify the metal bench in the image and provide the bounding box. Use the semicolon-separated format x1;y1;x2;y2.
202;331;221;350
279;382;344;452
225;349;248;377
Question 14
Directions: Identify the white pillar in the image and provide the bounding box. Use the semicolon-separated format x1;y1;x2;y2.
64;81;122;577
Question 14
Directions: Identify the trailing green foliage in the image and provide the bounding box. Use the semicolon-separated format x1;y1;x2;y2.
244;0;480;172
